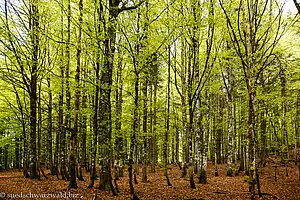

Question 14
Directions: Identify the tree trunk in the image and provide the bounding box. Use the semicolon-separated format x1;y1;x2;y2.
29;0;39;179
233;102;238;174
88;45;100;189
37;82;42;174
180;39;188;178
58;0;68;181
80;80;87;180
79;60;87;180
68;0;83;189
226;66;233;176
246;78;257;198
216;94;222;164
14;87;29;178
15;137;20;170
129;74;139;195
46;77;53;174
280;68;288;161
142;79;148;183
199;81;210;184
164;44;172;187
187;50;196;189
175;113;179;165
98;1;119;195
115;42;124;179
64;0;72;182
4;145;9;171
149;84;154;172
150;55;159;173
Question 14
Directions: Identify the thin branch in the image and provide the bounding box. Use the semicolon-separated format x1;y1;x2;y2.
118;1;145;15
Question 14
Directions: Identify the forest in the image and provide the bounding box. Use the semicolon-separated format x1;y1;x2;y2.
0;0;300;199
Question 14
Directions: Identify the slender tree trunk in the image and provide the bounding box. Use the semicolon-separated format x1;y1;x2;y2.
22;95;29;177
47;77;53;174
68;0;83;189
4;145;9;170
260;110;267;166
37;82;42;176
88;0;103;188
58;0;68;181
152;79;158;172
175;112;179;165
233;102;238;174
280;68;288;161
180;39;188;178
151;56;159;173
164;44;172;187
115;41;124;180
199;81;210;184
213;112;219;176
15;137;20;170
238;97;246;172
88;47;100;189
257;72;267;167
54;114;60;178
246;77;257;199
149;84;154;172
187;50;196;189
142;79;148;183
129;74;139;195
216;94;222;164
14;88;29;177
59;60;66;181
64;0;71;182
79;77;87;180
29;0;39;179
152;55;159;173
226;66;233;176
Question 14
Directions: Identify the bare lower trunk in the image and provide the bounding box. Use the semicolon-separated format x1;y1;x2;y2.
47;77;53;174
199;84;209;184
142;80;148;183
164;46;172;186
227;95;233;176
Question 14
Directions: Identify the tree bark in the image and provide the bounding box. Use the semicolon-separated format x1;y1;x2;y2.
29;0;39;179
280;68;288;161
115;41;124;179
142;79;148;183
164;44;172;187
226;66;233;176
180;39;188;178
216;94;222;165
64;0;71;182
46;77;53;174
199;81;210;184
68;0;83;188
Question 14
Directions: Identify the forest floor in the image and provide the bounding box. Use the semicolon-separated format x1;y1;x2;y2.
0;158;300;200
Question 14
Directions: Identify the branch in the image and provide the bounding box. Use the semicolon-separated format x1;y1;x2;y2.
293;0;300;14
118;1;145;14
